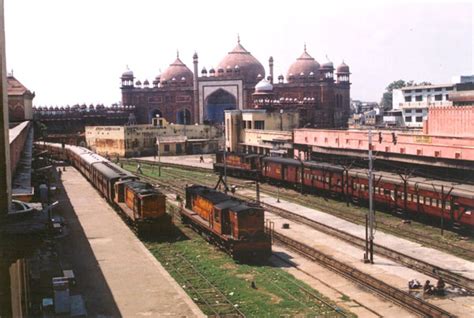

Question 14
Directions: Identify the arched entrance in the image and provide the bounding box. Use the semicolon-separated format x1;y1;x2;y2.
177;109;191;125
150;109;162;120
204;89;236;124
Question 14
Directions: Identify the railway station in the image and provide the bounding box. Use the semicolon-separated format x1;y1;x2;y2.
2;1;474;317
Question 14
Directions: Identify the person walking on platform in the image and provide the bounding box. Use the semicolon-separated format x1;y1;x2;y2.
199;155;204;163
136;163;143;174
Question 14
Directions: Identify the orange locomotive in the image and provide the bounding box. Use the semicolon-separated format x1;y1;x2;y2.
183;185;271;261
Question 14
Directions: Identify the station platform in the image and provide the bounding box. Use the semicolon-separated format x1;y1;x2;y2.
244;190;474;281
240;190;474;317
136;154;214;170
58;167;204;317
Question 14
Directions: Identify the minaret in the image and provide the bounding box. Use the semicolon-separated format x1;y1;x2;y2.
193;52;199;124
269;56;274;84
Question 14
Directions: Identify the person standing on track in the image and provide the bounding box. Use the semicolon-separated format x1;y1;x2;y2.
136;163;143;174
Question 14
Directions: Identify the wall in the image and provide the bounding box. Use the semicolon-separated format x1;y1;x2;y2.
424;106;474;137
9;122;30;176
86;123;221;157
294;128;474;161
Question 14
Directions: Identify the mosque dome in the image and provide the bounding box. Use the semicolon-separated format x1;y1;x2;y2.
217;39;265;83
336;61;350;73
160;54;193;85
287;46;320;82
122;68;133;78
255;78;273;92
321;60;334;69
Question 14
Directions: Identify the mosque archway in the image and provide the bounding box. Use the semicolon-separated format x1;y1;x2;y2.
150;109;163;122
204;89;237;124
177;108;191;125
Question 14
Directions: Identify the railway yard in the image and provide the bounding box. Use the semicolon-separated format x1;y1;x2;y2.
12;143;473;317
122;156;474;317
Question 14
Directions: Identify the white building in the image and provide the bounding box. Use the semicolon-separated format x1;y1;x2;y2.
392;83;454;128
388;75;474;128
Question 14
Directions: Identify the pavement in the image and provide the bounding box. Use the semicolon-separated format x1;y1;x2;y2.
243;190;474;317
136;154;215;170
57;166;204;317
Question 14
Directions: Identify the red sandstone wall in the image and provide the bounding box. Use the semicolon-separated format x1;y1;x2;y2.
294;128;474;161
426;106;474;137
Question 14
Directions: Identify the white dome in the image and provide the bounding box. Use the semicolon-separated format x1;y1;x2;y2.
255;78;273;92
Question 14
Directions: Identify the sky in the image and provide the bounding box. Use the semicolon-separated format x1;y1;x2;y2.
4;0;473;106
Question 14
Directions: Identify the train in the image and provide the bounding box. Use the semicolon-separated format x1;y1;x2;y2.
214;152;474;228
182;185;272;260
36;142;172;234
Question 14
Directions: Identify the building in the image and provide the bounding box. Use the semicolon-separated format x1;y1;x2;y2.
7;74;35;122
33;104;132;145
423;106;474;137
121;39;351;129
389;75;474;128
225;108;298;156
85;119;221;157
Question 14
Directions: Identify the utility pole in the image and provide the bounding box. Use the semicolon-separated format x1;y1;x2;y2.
156;114;161;177
223;121;227;194
364;129;374;264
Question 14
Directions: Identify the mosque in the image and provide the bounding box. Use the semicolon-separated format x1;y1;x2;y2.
120;38;351;128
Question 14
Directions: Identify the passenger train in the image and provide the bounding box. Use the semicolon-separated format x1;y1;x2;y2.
214;152;474;228
36;142;172;234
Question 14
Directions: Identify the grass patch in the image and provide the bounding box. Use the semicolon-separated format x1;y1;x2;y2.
142;217;352;317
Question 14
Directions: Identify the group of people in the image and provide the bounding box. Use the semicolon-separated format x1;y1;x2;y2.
409;277;445;296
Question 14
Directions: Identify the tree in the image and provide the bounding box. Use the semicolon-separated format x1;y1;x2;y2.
380;80;433;110
380;79;429;110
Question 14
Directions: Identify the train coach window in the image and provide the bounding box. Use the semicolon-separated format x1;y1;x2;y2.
384;189;391;196
214;211;220;223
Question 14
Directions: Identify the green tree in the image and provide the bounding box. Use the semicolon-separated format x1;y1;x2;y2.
380;80;414;110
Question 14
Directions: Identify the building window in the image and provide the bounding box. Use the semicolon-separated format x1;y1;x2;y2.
415;89;422;93
404;96;412;102
405;116;412;122
415;95;423;101
164;144;170;152
416;116;423;122
405;90;412;93
254;120;265;130
434;94;442;101
446;87;453;91
416;109;423;113
435;87;442;92
445;94;449;100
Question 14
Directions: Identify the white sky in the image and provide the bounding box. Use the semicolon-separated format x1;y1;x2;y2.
4;0;473;106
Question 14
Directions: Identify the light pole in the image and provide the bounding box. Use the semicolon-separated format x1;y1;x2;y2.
364;129;374;264
156;114;161;177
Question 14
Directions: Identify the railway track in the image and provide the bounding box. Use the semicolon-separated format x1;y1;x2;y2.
260;201;474;293
136;172;457;317
127;158;474;262
135;165;474;293
272;231;453;318
154;243;245;317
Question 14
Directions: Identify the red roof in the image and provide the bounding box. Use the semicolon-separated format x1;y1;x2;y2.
7;75;30;96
